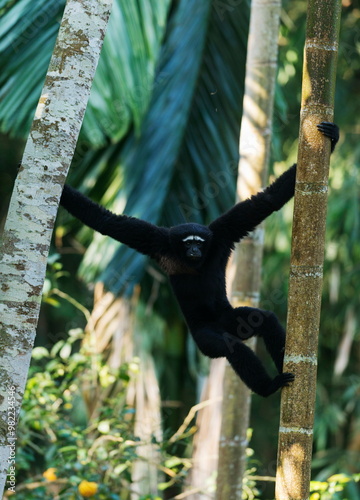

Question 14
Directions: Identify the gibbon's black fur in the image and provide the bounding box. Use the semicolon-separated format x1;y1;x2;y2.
60;122;339;397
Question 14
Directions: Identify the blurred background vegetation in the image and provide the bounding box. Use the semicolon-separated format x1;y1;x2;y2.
0;0;359;498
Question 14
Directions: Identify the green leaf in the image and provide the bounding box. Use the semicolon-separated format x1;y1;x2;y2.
32;347;50;360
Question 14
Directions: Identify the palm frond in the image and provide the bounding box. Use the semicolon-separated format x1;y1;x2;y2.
78;1;250;294
0;0;64;135
81;0;171;146
79;0;215;289
0;0;170;144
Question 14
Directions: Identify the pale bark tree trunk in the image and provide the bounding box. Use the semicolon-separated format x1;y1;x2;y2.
275;1;342;498
187;359;226;500
216;0;281;497
0;0;113;494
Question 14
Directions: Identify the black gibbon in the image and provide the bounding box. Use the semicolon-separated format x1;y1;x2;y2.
60;122;339;396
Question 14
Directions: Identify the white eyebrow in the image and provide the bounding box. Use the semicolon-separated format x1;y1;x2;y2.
182;235;205;242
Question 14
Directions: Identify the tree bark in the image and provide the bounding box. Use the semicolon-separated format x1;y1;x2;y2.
0;0;113;495
187;359;226;500
275;1;342;499
216;0;281;497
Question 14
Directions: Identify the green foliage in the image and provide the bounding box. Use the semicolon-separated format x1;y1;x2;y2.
14;335;193;499
14;331;262;499
310;473;360;500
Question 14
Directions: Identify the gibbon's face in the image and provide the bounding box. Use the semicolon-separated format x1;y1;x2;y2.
169;223;212;268
182;235;205;261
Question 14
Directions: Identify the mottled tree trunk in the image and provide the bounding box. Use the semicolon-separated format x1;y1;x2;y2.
216;0;281;497
0;0;113;495
275;1;342;498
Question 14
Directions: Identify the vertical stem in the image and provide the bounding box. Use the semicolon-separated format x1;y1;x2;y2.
276;1;341;498
216;0;281;497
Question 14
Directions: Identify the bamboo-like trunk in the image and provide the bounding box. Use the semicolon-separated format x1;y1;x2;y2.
0;0;113;495
275;1;342;498
216;0;281;497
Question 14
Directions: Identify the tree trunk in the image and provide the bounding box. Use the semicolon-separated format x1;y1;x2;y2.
275;1;342;498
187;359;226;500
83;284;163;498
216;0;281;497
0;0;113;495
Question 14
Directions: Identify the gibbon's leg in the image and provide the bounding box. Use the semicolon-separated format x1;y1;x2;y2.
227;307;287;373
191;325;293;397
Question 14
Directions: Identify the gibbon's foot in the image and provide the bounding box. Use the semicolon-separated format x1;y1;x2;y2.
260;372;295;397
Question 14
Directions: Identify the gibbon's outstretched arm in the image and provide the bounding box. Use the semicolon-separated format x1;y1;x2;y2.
209;164;296;242
209;121;339;243
60;185;170;258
